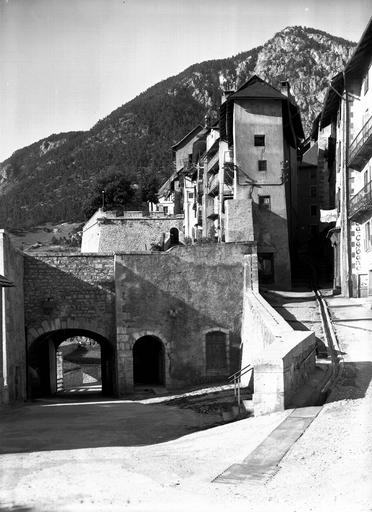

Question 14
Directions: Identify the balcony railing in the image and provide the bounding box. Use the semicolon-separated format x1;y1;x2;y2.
207;173;219;197
349;114;372;171
349;180;372;222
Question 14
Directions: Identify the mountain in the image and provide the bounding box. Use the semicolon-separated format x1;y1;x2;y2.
0;26;355;229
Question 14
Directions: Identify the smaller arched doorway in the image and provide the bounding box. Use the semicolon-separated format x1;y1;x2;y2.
133;336;165;386
169;227;179;246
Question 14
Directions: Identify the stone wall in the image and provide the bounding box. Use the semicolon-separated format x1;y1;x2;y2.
241;256;316;415
23;253;116;344
225;199;254;243
81;210;184;253
0;230;27;403
115;243;255;393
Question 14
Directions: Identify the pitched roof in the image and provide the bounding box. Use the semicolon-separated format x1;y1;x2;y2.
0;274;14;287
230;75;289;101
228;75;304;140
320;17;372;129
171;124;205;151
320;72;344;129
344;16;372;82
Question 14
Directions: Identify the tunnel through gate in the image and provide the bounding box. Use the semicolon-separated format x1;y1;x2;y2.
133;336;165;386
28;328;115;399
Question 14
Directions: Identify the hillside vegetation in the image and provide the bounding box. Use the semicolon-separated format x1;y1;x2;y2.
0;26;355;229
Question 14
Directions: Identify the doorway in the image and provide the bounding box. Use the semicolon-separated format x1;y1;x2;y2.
133;336;165;386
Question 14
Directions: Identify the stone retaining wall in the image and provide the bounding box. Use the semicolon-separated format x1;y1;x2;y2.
241;253;316;415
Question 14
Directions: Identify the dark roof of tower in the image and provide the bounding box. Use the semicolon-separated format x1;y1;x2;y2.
230;75;289;101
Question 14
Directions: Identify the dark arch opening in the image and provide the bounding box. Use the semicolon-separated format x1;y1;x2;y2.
169;227;179;246
28;328;115;399
133;336;165;386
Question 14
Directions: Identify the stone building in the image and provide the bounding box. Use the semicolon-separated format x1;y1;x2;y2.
0;230;316;415
166;76;304;288
320;18;372;297
81;208;184;253
0;230;27;404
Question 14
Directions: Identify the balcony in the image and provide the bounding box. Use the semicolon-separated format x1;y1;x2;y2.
349;181;372;223
207;173;219;197
348;114;372;171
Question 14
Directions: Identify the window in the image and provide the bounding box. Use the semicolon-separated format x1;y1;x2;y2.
310;186;317;198
364;168;371;187
163;206;168;215
259;196;271;211
205;331;227;372
363;72;369;95
258;253;274;284
188;192;194;199
310;205;317;216
310;168;317;180
258;160;267;171
254;135;265;146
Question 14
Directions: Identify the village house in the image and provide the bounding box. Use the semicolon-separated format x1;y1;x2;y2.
168;76;304;288
320;18;372;297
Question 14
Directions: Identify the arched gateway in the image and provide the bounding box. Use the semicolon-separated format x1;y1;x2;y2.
28;328;116;398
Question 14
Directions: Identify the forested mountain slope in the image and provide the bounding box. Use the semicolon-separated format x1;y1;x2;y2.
0;26;355;228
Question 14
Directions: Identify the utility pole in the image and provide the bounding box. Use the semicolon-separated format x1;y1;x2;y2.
102;190;105;211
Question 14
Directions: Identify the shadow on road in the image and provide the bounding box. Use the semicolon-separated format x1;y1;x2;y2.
0;397;222;456
0;507;35;512
326;361;372;403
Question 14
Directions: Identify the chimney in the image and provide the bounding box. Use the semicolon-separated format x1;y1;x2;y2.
280;80;290;97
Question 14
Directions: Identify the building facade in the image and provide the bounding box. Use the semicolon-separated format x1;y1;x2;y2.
320;18;372;297
167;76;304;288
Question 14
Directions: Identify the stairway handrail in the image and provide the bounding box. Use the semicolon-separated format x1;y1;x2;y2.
228;363;253;382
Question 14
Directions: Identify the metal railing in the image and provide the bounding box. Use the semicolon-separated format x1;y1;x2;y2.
349;114;372;165
207;173;219;196
349;180;372;219
228;363;253;411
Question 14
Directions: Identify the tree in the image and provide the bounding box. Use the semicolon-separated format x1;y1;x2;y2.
83;168;140;219
139;167;159;204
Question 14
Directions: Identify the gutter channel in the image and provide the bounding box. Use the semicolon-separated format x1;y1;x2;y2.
313;288;344;397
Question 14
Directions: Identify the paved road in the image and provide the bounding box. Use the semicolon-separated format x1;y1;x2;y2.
0;397;223;455
1;293;371;511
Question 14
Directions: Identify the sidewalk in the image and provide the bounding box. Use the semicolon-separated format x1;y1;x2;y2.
259;293;372;510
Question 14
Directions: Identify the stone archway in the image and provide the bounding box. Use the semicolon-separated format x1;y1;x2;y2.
27;326;116;399
117;330;170;393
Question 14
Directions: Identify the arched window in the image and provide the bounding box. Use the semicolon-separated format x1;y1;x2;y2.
205;331;228;372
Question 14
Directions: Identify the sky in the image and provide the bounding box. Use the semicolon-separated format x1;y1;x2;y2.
0;0;370;162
